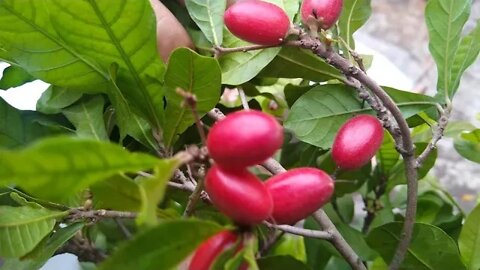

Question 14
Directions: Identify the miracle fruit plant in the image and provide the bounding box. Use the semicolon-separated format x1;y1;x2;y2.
0;0;479;269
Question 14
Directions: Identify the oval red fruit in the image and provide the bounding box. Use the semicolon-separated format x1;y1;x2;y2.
265;168;334;224
332;115;384;170
224;0;291;45
301;0;343;30
189;230;239;270
205;165;273;225
207;110;283;169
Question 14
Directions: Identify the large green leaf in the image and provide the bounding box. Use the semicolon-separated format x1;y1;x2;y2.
337;0;372;51
454;129;480;164
377;132;400;175
62;96;108;140
163;48;221;147
0;136;161;202
185;0;226;46
0;65;34;90
0;97;63;149
450;21;480;96
0;206;65;257
46;0;166;129
257;255;310;270
459;204;480;270
0;0;106;90
1;222;85;270
36;86;83;114
137;159;182;226
99;220;222;270
425;0;472;100
258;47;344;82
367;222;466;270
91;174;142;212
285;84;437;148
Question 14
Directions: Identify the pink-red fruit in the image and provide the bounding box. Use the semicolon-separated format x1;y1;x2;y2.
332;115;384;170
265;168;334;224
301;0;343;30
189;230;239;270
205;165;273;225
224;0;291;45
207;110;283;169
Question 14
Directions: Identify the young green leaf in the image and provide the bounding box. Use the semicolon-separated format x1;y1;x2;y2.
99;220;222;270
0;136;161;202
367;222;466;270
62;96;108;141
257;255;310;270
0;65;34;90
425;0;472;101
91;174;142;212
458;203;480;270
163;48;221;147
36;86;83;115
454;129;480;164
0;206;65;257
337;0;372;51
185;0;226;46
377;132;400;175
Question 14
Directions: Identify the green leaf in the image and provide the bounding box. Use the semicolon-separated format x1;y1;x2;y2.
62;96;108;140
36;86;83;115
5;222;86;270
137;159;182;226
367;222;466;270
185;0;226;46
450;21;480;96
257;255;310;270
377;132;400;174
425;0;472;100
285;84;437;148
0;206;65;257
458;203;480;270
99;220;222;270
335;222;378;261
0;0;106;91
46;0;166;129
0;136;161;202
91;174;142;212
0;65;34;90
337;0;372;51
163;48;221;147
259;47;343;82
454;129;480;163
268;234;307;263
0;97;63;149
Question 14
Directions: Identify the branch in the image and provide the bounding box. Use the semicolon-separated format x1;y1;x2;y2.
416;105;451;168
184;167;207;216
263;221;332;240
67;209;137;222
313;210;367;270
213;44;280;57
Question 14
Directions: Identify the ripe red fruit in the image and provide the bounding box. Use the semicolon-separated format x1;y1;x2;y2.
265;168;334;224
332;115;384;170
189;230;239;270
207;110;283;169
301;0;343;30
224;0;291;45
205;165;273;225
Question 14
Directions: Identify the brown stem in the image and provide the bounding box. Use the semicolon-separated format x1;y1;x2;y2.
263;222;332;240
176;87;207;144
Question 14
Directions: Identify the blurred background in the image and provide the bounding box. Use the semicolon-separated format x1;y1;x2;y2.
0;0;479;269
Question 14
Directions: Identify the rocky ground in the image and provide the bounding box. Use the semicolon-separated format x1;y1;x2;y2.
356;0;480;211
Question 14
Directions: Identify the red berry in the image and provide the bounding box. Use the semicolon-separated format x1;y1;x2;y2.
189;230;239;270
332;115;384;170
224;0;291;45
265;168;334;224
207;110;283;169
301;0;343;30
205;165;273;225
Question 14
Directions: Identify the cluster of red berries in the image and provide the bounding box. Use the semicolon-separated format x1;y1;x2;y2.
205;110;335;226
224;0;344;46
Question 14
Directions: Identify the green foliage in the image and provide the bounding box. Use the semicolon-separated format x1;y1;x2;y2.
459;204;480;270
99;220;222;270
62;96;109;140
0;205;65;257
338;0;372;52
454;129;480;163
367;222;466;270
257;255;310;270
185;0;226;46
36;86;83;114
0;65;34;90
0;136;161;202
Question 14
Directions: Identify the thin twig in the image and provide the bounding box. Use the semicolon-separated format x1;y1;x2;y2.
263;222;332;240
213;44;280;57
238;87;250;109
114;218;132;239
67;209;138;222
176;87;207;144
184;167;206;216
313;210;367;270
